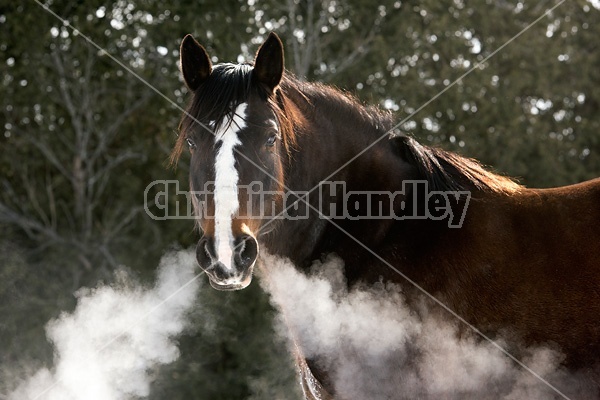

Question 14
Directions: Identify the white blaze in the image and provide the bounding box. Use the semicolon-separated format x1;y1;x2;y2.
213;103;246;270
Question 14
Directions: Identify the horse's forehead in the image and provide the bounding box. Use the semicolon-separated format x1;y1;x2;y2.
194;98;277;152
245;96;277;120
206;99;267;130
214;103;247;141
226;100;279;137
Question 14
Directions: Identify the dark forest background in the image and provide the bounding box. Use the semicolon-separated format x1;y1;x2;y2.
1;0;599;398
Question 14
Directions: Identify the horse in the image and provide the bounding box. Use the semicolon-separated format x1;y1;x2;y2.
172;32;600;398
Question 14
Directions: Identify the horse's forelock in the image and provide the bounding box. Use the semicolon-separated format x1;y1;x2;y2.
171;64;300;166
172;63;253;166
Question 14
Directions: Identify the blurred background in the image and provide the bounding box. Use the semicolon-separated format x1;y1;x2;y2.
1;0;599;398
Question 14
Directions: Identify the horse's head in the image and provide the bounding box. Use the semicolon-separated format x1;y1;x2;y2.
176;33;292;290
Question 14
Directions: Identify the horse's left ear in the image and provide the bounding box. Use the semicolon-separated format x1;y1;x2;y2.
253;32;284;93
180;34;212;91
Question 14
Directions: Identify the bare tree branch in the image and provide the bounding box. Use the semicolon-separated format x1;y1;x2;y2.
1;35;154;274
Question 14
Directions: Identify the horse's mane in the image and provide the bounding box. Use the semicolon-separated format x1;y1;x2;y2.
396;135;522;194
172;65;521;194
280;76;391;132
279;75;521;195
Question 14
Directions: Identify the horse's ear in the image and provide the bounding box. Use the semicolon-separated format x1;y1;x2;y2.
180;34;212;91
253;32;284;93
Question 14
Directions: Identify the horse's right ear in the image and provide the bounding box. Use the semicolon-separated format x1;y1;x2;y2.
180;34;212;91
253;32;284;93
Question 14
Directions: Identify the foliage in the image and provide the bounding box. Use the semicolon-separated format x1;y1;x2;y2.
1;0;599;399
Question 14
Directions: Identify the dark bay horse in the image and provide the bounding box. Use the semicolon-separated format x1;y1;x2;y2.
173;32;600;398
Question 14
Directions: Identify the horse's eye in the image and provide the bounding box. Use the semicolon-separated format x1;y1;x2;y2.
266;135;278;147
186;137;196;149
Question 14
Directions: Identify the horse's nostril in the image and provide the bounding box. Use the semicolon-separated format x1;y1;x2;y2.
196;237;216;270
234;235;258;269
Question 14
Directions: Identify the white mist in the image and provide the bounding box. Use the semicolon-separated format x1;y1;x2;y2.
9;250;200;400
258;253;593;400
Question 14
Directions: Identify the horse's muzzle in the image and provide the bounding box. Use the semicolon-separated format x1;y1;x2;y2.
196;234;258;291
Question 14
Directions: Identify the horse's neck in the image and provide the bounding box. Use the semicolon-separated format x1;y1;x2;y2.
286;88;395;188
264;89;414;266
